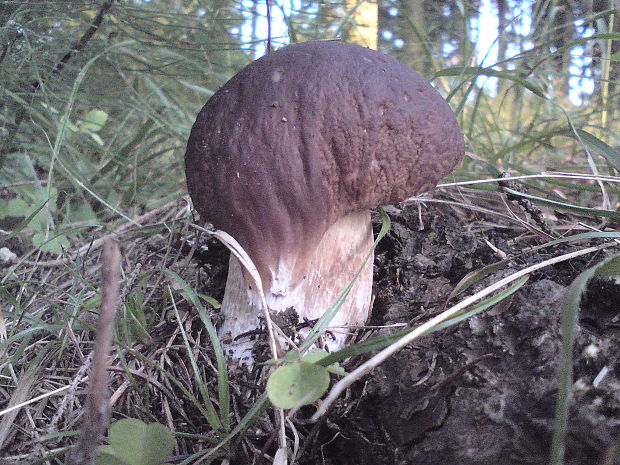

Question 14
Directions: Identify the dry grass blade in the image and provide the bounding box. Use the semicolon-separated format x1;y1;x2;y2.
67;235;121;465
436;172;620;189
0;366;38;450
206;227;279;360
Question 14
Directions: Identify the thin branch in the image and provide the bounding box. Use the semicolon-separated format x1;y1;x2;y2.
34;0;116;92
1;0;116;160
266;0;272;53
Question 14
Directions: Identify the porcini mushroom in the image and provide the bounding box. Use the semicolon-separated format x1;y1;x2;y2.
185;41;464;362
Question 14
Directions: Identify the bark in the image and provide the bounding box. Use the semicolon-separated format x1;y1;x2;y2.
346;0;379;49
399;0;432;75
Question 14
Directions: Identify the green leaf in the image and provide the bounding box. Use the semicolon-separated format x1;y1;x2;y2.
32;231;70;255
97;451;132;465
3;198;30;218
89;132;105;146
96;419;174;465
1;188;59;231
283;350;302;362
64;201;98;224
264;350;302;366
65;119;80;132
267;362;330;409
552;128;620;172
301;348;330;363
78;109;108;132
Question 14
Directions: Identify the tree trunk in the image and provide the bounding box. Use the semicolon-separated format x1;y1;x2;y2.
399;0;432;75
346;0;378;49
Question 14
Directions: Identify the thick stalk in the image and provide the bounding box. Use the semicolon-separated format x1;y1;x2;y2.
219;210;374;363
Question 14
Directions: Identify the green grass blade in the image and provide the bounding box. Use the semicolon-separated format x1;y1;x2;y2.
163;269;230;430
434;66;547;98
168;286;222;431
550;254;620;465
319;276;529;367
451;232;620;297
502;187;620;220
551;128;620;172
177;393;271;465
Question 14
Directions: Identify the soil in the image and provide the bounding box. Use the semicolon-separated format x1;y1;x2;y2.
2;199;620;465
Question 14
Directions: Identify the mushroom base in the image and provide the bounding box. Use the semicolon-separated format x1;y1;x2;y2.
218;210;374;364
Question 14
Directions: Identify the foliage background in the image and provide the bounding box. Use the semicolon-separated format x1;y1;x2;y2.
1;0;619;249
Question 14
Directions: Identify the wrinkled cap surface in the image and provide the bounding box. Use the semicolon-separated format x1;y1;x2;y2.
185;41;465;282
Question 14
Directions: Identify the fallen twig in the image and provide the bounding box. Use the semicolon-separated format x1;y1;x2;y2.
66;235;121;465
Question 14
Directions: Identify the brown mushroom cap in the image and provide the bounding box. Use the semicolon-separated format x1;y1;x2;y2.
185;41;464;287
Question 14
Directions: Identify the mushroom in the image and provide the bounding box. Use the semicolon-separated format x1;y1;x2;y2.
185;41;464;362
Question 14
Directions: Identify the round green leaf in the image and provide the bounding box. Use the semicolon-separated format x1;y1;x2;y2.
267;362;330;409
302;349;346;376
96;419;174;465
4;198;29;219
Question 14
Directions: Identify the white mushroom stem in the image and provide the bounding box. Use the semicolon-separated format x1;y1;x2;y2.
219;210;374;362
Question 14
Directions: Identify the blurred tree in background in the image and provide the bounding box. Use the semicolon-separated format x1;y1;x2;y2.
1;0;618;253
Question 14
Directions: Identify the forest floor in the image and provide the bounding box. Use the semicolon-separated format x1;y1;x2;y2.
2;190;620;465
